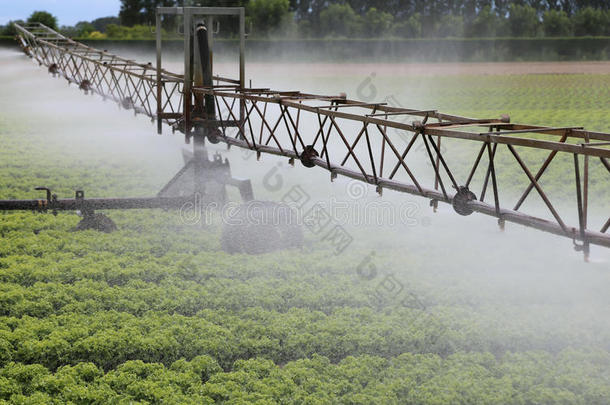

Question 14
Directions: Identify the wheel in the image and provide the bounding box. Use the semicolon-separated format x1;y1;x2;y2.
300;145;319;168
221;201;303;254
452;186;477;216
207;128;222;144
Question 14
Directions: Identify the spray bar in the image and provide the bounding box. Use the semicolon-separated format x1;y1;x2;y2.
8;10;610;259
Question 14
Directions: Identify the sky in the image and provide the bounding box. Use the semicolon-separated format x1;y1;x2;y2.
0;0;121;26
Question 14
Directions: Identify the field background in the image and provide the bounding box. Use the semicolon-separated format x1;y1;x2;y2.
3;37;609;62
1;47;610;404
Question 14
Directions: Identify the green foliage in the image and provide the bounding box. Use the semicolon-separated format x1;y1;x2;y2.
391;13;422;38
247;0;291;36
75;21;95;37
0;20;24;36
1;351;610;403
573;7;610;36
105;24;156;40
435;14;465;38
119;0;152;27
21;1;607;40
60;21;96;38
319;3;364;38
508;4;540;37
26;11;58;31
466;6;503;37
91;16;120;33
1;62;610;403
543;10;573;37
363;8;393;37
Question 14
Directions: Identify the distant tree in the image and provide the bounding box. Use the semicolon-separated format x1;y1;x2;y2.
363;7;393;37
119;0;177;27
542;9;572;36
119;0;146;26
435;14;465;38
319;3;364;37
59;25;78;37
466;6;501;37
91;16;120;33
391;13;421;38
572;7;607;36
1;20;25;36
75;21;96;37
246;0;290;36
27;11;58;30
273;11;299;37
289;0;328;24
492;0;512;18
105;24;156;39
297;19;313;37
104;0;610;39
59;21;98;38
508;4;540;37
575;0;610;11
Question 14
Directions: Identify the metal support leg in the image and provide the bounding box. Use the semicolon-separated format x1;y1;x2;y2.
432;135;441;212
574;154;590;260
193;132;207;199
487;142;501;218
156;13;162;134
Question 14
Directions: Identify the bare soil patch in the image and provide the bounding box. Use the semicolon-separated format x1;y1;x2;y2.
247;61;610;77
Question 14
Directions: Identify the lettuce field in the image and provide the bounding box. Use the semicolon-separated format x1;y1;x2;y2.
1;49;610;404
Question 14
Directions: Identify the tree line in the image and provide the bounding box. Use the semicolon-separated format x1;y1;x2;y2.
0;11;119;39
1;1;610;40
119;0;610;38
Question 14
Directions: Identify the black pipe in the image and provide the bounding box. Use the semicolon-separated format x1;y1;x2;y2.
195;24;215;117
0;196;196;212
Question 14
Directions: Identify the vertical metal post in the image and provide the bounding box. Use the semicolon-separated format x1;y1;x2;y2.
193;18;203;99
206;16;214;75
583;132;589;231
239;8;246;127
574;154;590;260
239;8;245;89
434;136;441;190
432;135;441;212
155;12;162;134
486;142;500;217
191;11;207;200
183;9;192;136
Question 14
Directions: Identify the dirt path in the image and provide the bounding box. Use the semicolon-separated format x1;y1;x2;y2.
246;61;610;76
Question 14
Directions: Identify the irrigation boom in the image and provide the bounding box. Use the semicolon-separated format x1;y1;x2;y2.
3;7;610;259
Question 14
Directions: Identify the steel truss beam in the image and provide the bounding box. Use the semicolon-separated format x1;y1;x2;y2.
195;89;610;255
11;22;610;256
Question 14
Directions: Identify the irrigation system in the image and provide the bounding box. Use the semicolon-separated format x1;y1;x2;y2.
2;7;610;259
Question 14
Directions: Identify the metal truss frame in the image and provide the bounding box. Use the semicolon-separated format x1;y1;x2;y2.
11;17;610;258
